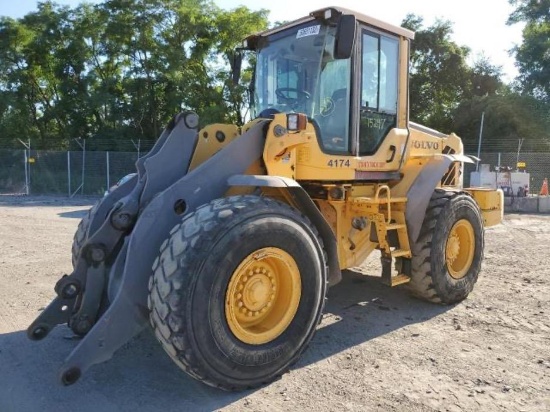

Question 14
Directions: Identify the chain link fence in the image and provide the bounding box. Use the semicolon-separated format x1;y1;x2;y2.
0;149;140;196
1;148;549;196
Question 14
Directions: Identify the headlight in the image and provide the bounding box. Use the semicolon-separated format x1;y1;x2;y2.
286;113;307;131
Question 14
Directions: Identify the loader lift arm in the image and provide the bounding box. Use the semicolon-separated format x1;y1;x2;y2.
27;112;269;385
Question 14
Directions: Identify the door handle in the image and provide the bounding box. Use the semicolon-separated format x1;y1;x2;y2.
386;145;396;163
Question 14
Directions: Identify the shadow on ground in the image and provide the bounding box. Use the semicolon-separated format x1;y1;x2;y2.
0;195;97;208
297;270;450;369
0;271;451;412
57;209;89;219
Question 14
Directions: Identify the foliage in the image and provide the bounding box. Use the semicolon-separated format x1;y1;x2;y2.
453;93;550;152
508;0;550;102
401;13;550;153
401;15;503;132
1;2;548;156
0;0;268;149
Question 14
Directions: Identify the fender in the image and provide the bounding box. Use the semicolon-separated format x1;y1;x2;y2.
228;174;342;287
406;154;475;243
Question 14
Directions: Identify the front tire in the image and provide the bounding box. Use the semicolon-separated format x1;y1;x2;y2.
148;195;327;390
407;190;484;304
71;203;99;267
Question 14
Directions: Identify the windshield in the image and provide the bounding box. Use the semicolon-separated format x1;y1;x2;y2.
252;22;352;153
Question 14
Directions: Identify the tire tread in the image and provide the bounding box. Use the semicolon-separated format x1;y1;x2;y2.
148;195;327;391
407;189;480;303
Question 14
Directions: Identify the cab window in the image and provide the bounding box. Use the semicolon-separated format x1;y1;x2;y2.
360;31;399;155
315;58;351;153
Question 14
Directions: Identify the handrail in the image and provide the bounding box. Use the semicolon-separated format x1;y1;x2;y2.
375;184;392;224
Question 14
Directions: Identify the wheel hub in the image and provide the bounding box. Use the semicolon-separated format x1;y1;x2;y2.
446;234;460;262
445;219;475;279
225;247;301;345
238;270;275;315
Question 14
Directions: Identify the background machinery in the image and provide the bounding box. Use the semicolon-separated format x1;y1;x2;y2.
27;6;503;390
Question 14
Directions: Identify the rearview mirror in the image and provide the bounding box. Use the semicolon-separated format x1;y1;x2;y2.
334;15;356;59
231;51;243;85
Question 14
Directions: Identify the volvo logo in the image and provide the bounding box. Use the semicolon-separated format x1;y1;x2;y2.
412;140;440;150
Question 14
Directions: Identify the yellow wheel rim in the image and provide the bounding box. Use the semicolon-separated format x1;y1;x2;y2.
445;219;475;279
225;247;301;345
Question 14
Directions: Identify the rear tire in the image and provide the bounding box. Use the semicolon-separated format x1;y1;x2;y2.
407;190;484;304
148;195;327;390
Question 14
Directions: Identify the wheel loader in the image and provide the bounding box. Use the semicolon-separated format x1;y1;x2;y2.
27;6;504;390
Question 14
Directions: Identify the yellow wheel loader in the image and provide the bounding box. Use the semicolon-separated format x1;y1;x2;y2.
28;7;503;390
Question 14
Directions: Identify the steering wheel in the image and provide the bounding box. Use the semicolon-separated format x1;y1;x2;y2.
275;87;311;105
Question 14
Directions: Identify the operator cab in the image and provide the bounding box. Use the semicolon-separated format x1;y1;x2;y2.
240;7;414;161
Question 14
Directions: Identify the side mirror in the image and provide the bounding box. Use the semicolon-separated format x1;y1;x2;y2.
334;14;356;59
231;51;243;86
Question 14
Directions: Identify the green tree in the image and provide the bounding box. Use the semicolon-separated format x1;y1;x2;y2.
453;93;550;152
508;0;550;101
470;56;504;97
402;15;472;131
0;0;268;149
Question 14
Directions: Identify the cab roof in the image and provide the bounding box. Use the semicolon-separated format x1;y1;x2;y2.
248;6;415;42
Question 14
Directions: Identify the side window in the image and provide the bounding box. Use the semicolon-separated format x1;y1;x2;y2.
360;31;399;155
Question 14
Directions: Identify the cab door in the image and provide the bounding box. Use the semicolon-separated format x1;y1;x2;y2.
355;27;408;175
292;25;410;181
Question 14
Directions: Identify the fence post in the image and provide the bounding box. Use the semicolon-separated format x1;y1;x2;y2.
18;139;30;195
106;151;110;192
23;149;28;195
81;139;86;195
67;151;71;197
476;111;485;172
71;139;85;198
516;139;524;169
131;139;141;159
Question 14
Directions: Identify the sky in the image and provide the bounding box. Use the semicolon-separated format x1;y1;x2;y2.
0;0;525;81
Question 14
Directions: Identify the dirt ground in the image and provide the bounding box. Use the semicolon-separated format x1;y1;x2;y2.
0;195;548;412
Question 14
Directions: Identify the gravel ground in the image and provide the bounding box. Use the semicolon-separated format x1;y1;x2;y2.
0;195;548;412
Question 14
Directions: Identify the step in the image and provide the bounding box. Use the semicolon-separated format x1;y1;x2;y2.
386;223;406;230
385;274;411;287
391;249;411;258
354;196;408;204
